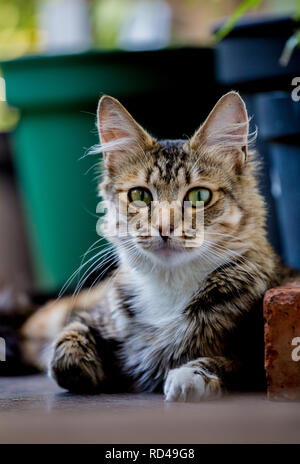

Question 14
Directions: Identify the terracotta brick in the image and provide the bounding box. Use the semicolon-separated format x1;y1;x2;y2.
264;283;300;401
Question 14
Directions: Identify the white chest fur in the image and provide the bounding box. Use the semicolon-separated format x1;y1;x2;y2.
117;248;232;390
126;263;212;328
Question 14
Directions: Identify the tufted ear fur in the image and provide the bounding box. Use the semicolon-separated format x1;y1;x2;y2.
190;91;250;172
97;95;155;172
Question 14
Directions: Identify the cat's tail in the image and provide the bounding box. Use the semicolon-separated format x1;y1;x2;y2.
0;287;38;375
0;283;108;375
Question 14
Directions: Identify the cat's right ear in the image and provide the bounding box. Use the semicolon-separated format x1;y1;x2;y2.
97;95;154;170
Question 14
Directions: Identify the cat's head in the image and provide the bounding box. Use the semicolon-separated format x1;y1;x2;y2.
96;92;263;270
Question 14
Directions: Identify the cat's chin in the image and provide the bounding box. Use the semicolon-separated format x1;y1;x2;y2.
141;243;197;266
152;245;179;258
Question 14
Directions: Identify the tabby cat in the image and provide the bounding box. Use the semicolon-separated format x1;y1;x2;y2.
19;92;293;401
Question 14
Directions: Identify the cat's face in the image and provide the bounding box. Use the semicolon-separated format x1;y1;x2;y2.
97;93;259;269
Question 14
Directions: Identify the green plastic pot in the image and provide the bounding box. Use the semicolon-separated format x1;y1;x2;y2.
1;48;218;292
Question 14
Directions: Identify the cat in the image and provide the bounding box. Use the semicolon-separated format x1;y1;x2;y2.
18;91;295;401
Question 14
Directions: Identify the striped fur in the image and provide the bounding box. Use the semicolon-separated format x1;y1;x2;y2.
20;92;295;401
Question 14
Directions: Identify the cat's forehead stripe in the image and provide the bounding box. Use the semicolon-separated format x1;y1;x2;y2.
148;139;192;185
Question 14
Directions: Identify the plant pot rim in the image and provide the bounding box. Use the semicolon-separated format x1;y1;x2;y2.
0;46;205;68
213;14;297;38
0;46;213;111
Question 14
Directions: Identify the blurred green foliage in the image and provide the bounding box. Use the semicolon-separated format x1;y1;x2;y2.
91;0;134;48
0;102;19;132
0;0;37;59
0;0;36;132
214;0;261;42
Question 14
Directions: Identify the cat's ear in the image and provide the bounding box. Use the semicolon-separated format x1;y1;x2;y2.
97;95;154;169
190;91;249;171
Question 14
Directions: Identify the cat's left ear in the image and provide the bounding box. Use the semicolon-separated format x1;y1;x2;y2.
190;91;249;171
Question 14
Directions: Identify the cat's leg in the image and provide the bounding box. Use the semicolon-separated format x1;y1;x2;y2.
50;317;105;393
20;282;111;372
164;357;236;402
49;310;123;393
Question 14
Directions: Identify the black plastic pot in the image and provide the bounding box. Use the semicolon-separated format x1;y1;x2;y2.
214;15;300;255
256;92;300;270
214;16;300;91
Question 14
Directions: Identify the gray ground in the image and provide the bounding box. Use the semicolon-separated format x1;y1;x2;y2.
0;375;299;444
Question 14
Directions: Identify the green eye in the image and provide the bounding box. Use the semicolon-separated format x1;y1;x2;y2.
128;187;152;207
186;188;212;207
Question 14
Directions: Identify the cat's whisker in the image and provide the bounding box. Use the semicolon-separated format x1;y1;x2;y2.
73;257;116;299
80;237;107;261
203;244;257;282
84;256;120;301
204;240;250;265
205;231;246;242
58;244;113;299
73;247;116;297
206;240;258;272
84;160;102;177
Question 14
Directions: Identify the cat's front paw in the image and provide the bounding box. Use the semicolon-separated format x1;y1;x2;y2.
50;321;104;393
164;366;222;402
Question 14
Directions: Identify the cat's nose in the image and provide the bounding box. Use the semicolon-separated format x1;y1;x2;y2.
153;204;175;240
158;224;174;241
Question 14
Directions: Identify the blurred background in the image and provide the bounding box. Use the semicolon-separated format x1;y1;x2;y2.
0;0;300;296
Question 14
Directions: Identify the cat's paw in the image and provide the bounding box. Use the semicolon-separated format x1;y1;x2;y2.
164;366;222;402
50;321;104;393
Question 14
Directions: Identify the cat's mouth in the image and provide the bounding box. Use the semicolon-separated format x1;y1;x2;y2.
152;244;178;257
136;238;201;265
147;241;187;259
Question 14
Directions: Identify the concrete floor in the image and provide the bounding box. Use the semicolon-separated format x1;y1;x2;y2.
0;375;300;444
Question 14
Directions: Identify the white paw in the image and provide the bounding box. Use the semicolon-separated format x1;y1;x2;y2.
164;366;222;402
